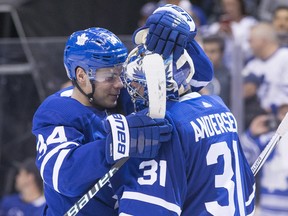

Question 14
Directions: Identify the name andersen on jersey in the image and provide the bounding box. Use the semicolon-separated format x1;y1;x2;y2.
191;111;237;142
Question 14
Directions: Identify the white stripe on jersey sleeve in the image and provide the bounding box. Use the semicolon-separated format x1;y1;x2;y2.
53;149;70;192
246;184;256;206
233;141;246;216
40;142;79;180
121;191;182;216
190;79;210;88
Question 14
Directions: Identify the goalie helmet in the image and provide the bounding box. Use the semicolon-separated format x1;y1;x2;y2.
64;27;128;80
123;44;195;111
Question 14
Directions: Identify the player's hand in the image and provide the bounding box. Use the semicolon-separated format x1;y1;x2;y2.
249;114;270;136
103;113;172;164
133;4;197;61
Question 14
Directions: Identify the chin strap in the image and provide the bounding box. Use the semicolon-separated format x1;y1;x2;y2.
72;79;96;104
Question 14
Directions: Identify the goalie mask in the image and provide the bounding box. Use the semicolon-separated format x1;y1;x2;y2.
123;44;195;111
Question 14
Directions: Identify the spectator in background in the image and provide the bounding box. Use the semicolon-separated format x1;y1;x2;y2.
242;22;288;129
206;0;258;70
200;34;232;108
257;0;288;22
138;2;158;27
0;157;45;216
138;1;207;43
190;4;207;28
272;5;288;47
137;1;193;36
240;102;288;216
189;4;209;42
190;0;220;23
158;0;193;13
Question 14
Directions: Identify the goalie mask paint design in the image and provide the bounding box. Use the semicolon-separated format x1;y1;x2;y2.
123;44;195;111
64;27;128;81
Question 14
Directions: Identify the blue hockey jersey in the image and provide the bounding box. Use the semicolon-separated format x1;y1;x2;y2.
0;193;45;216
32;87;118;215
111;92;256;215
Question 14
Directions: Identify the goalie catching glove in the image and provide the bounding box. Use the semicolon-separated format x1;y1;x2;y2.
103;113;172;164
133;4;197;61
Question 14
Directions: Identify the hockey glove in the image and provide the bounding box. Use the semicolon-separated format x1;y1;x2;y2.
133;4;197;61
103;113;172;164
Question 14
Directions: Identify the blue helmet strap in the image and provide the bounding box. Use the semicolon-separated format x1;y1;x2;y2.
73;79;96;104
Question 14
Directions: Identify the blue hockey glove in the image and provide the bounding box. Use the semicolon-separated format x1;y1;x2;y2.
186;40;214;92
133;4;197;61
103;113;172;164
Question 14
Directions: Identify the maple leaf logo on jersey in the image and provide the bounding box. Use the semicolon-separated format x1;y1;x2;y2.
76;33;88;46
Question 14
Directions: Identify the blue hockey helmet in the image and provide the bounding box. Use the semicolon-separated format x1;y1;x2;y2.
123;44;195;111
64;27;128;80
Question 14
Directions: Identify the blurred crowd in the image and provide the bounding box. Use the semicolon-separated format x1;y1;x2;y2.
1;0;288;215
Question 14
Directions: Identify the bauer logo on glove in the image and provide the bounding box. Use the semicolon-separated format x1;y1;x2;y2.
105;114;130;162
103;112;172;164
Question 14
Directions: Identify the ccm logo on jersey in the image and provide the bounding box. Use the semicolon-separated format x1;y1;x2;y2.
107;114;130;161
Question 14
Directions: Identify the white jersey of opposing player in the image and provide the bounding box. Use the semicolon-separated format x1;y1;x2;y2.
242;47;288;110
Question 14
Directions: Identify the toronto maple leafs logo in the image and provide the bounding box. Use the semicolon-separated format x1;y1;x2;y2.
76;33;88;46
133;61;145;79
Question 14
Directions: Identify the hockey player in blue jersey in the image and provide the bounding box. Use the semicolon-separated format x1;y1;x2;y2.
107;4;256;215
119;3;213;115
31;27;173;215
111;46;256;216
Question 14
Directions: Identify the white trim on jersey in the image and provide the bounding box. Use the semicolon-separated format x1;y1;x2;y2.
189;79;210;88
121;191;182;215
40;142;79;182
119;213;133;216
247;209;255;216
246;184;256;207
179;92;201;102
60;89;73;97
233;141;246;216
53;149;70;192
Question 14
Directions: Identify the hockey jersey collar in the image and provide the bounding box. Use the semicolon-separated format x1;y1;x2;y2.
179;92;201;102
